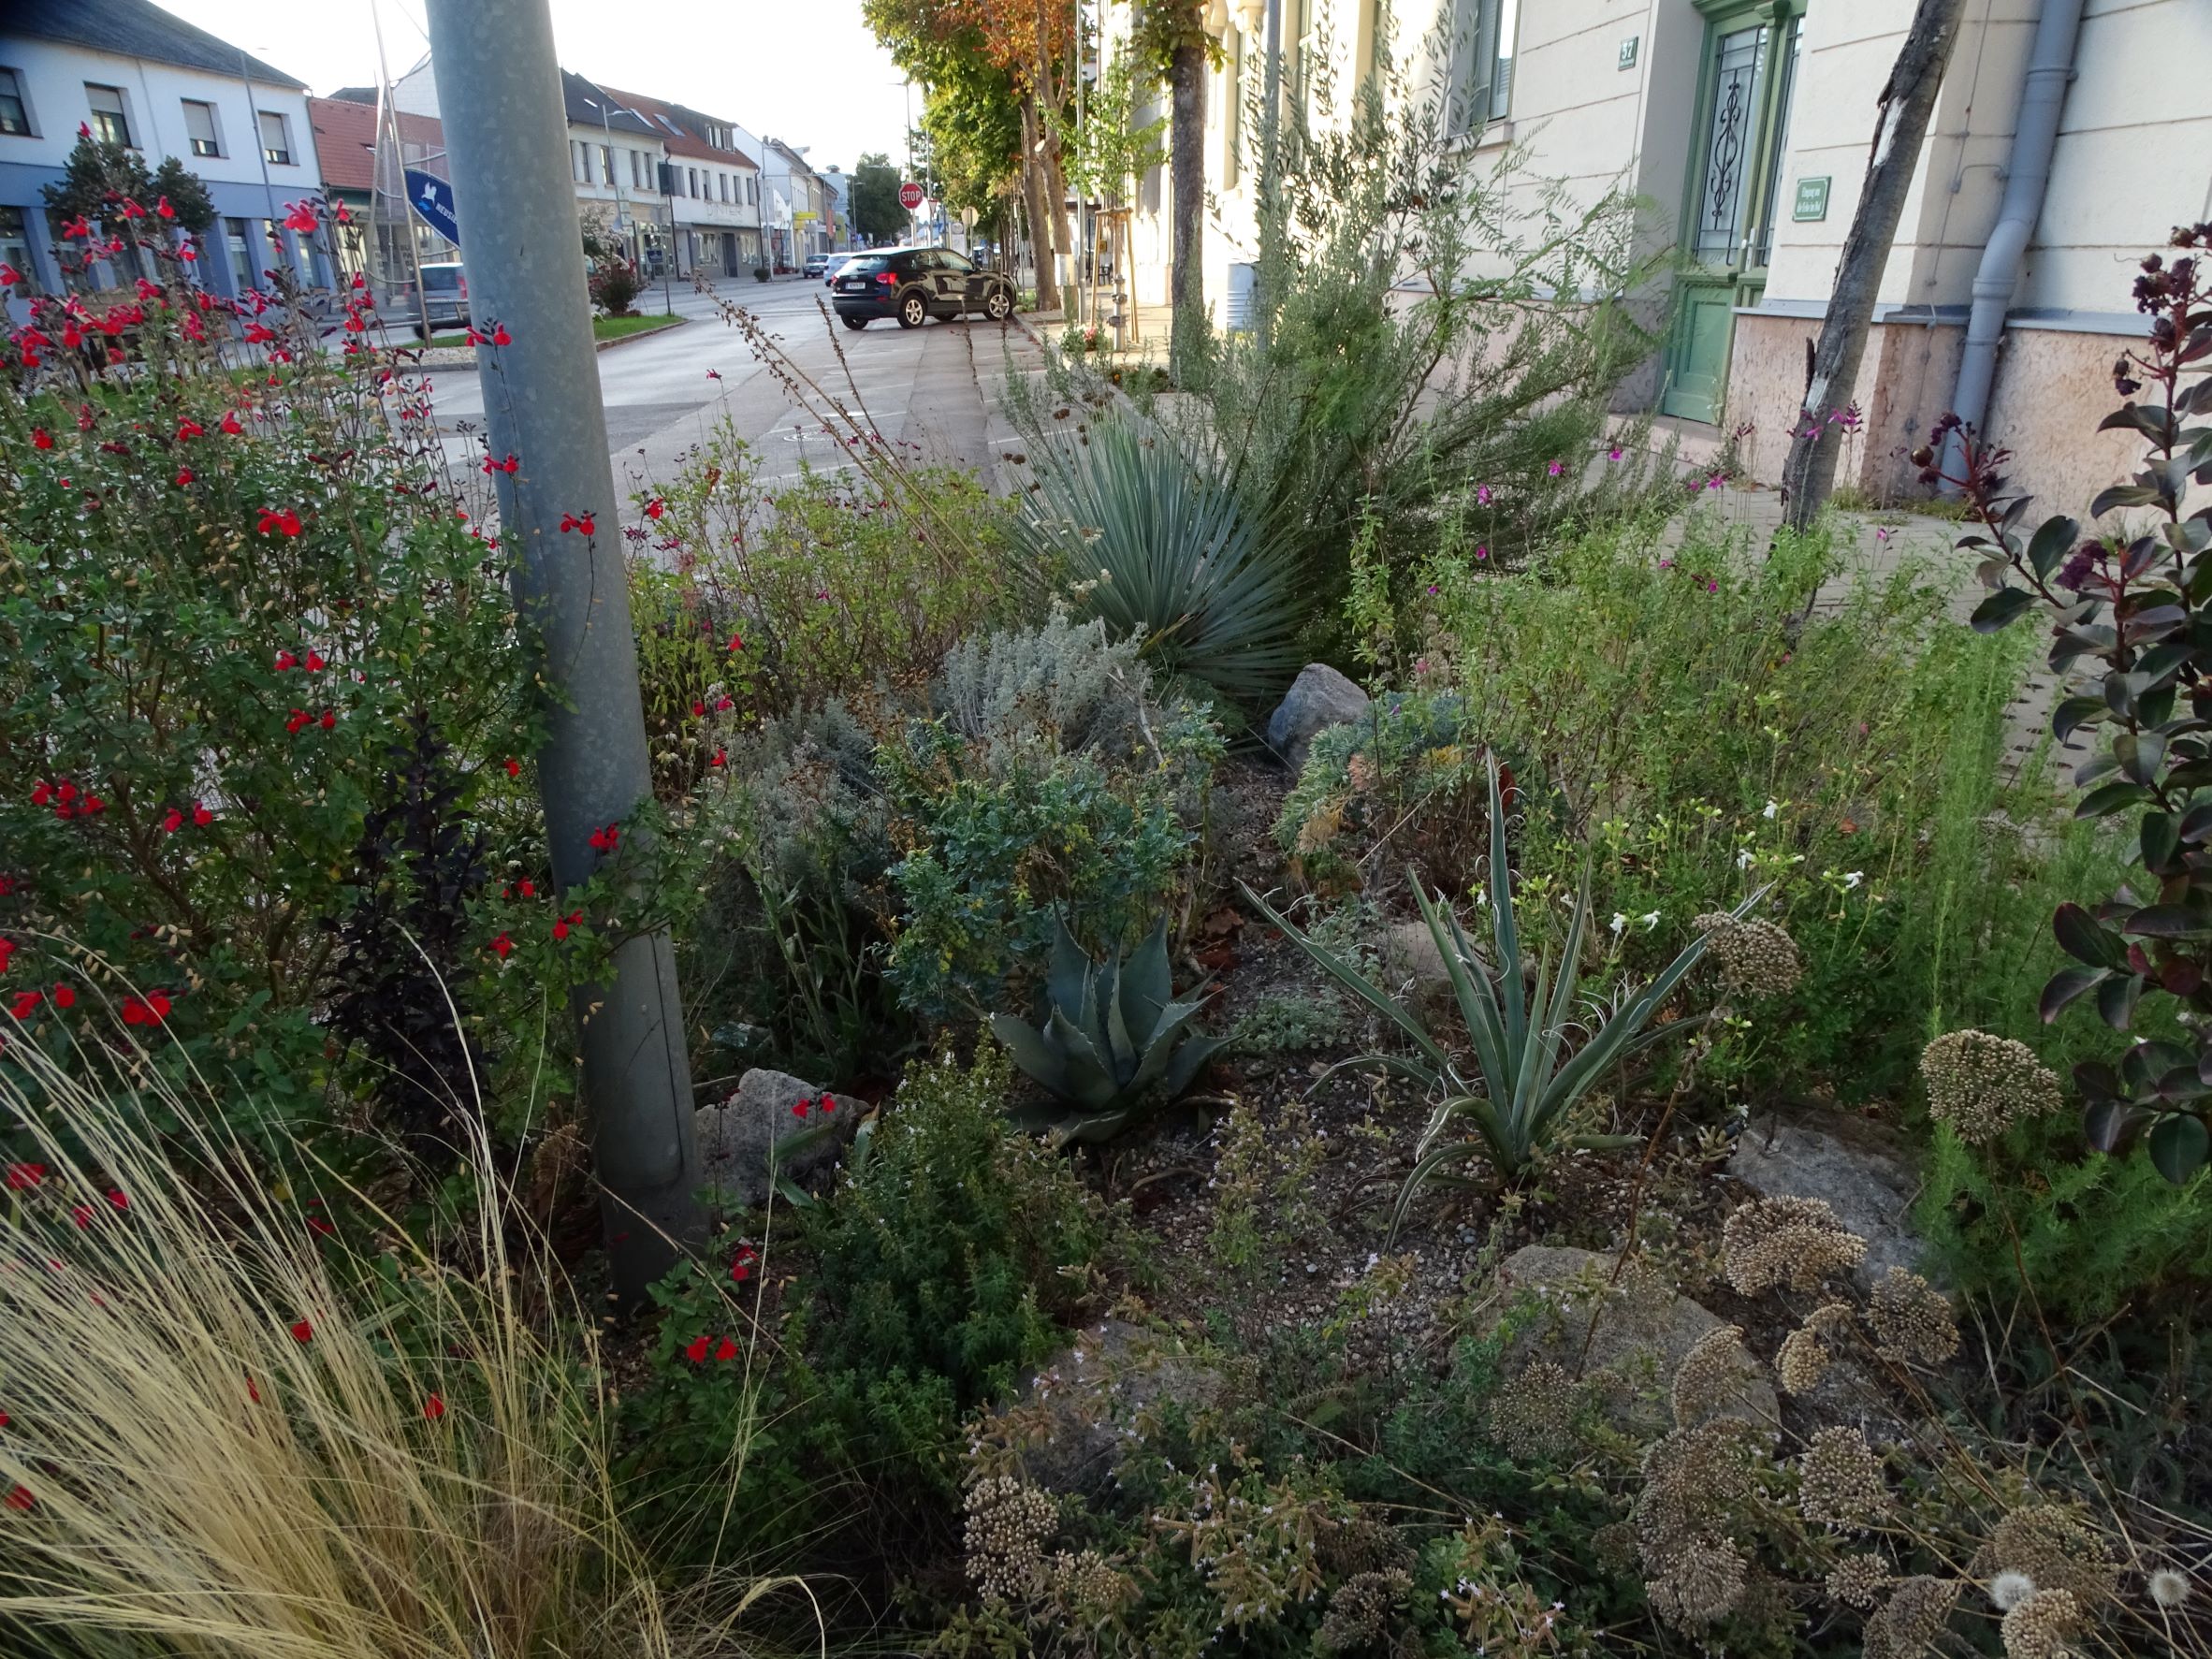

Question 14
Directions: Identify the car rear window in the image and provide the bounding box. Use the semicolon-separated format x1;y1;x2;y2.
839;256;890;277
420;267;463;292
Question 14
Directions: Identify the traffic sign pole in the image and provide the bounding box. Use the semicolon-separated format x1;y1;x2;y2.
424;0;705;1308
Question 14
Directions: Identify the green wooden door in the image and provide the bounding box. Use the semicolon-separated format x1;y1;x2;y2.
1660;0;1802;424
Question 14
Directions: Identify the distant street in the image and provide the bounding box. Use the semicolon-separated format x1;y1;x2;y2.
429;275;1043;495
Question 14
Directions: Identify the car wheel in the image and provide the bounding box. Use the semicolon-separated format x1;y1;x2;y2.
897;291;929;328
983;286;1012;321
841;314;868;331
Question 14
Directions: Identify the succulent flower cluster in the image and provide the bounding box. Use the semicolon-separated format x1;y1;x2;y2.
1919;1029;2063;1144
1797;1426;1891;1530
1970;1506;2119;1608
1862;1576;1959;1659
964;1475;1057;1603
1316;1569;1410;1653
1777;1302;1855;1395
1488;1359;1581;1460
1722;1196;1868;1295
1866;1268;1959;1365
1668;1324;1759;1429
1693;913;1803;998
1634;1419;1760;1629
1826;1552;1893;1611
2001;1586;2083;1659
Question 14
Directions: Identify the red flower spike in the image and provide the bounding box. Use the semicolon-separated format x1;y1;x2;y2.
5;1486;32;1512
715;1337;738;1361
155;195;174;220
491;324;512;346
4;1164;43;1190
644;498;664;520
31;429;51;450
684;1334;711;1364
52;986;74;1010
424;1393;446;1420
490;933;513;959
192;803;211;827
290;1319;313;1344
304;651;326;672
163;808;183;834
503;757;520;778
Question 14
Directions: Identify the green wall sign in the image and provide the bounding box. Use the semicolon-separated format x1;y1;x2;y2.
1793;176;1831;222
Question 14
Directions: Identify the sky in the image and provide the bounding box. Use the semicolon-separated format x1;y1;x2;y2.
154;0;918;176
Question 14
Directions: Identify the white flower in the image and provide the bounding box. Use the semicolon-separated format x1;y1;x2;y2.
2149;1568;2192;1608
1843;870;1864;890
1763;799;1779;820
1737;848;1755;870
1609;912;1628;937
1988;1571;2037;1611
1640;911;1661;931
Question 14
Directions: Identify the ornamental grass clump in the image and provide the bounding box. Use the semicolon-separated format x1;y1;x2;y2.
0;1040;788;1658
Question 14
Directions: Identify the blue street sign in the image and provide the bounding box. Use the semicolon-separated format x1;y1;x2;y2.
404;169;459;245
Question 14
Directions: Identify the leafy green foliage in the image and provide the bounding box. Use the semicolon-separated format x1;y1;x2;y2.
41;130;215;235
990;917;1224;1144
1012;412;1303;708
847;152;910;243
1933;225;2212;1182
1250;759;1741;1206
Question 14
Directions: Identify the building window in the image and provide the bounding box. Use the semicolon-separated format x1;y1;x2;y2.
87;84;132;147
257;110;292;165
1444;0;1517;138
631;149;646;188
182;99;221;157
0;207;35;290
599;144;614;185
0;68;31;138
226;216;256;292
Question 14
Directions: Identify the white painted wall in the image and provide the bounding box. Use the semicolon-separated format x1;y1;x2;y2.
0;33;319;199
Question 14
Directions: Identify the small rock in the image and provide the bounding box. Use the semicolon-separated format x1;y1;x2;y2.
997;1319;1221;1496
1727;1111;1925;1292
692;1067;854;1209
1265;663;1371;774
1484;1244;1778;1437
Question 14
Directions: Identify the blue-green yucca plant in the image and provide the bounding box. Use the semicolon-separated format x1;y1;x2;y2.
1244;758;1756;1233
990;916;1226;1146
1014;413;1303;709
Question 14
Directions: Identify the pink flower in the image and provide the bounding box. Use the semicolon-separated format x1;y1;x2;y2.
1547;459;1564;476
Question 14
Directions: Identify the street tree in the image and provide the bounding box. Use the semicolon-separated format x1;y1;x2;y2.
1779;0;1966;531
43;130;215;237
1124;0;1215;372
849;153;907;243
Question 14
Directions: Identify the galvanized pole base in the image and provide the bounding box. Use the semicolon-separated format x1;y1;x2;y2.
425;0;704;1306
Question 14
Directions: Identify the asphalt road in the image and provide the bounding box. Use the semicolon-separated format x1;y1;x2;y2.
429;274;1043;496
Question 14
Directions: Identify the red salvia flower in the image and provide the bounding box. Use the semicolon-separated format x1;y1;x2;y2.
51;986;74;1010
29;783;50;806
162;808;183;833
730;1246;758;1283
5;1485;32;1512
490;933;513;959
193;802;212;826
304;651;326;672
588;823;619;852
155;195;174;220
307;1215;336;1237
274;650;298;670
644;498;664;519
491;324;512;346
176;418;204;440
71;1204;94;1228
714;1337;738;1361
519;880;536;897
4;1164;44;1190
710;748;727;768
319;709;335;730
285;708;308;735
819;1094;835;1113
121;990;171;1026
791;1098;810;1118
31;429;51;450
690;700;706;718
559;511;597;535
290;1318;314;1344
726;633;744;653
107;1189;126;1211
173;467;192;487
283;204;319;234
552;910;582;941
424;1393;447;1420
503;757;520;778
220;410;243;433
684;1334;711;1363
257;506;303;537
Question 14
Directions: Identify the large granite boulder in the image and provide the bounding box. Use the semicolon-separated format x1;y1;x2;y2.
692;1067;855;1209
1266;663;1371;774
1727;1111;1925;1292
1486;1244;1778;1438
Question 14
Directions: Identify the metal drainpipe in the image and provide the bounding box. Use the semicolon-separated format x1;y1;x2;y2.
1937;0;2085;489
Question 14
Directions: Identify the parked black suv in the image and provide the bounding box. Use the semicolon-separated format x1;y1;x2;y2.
831;246;1016;329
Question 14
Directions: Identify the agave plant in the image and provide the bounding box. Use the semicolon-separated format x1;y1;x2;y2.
1244;757;1758;1233
990;916;1225;1146
1012;412;1303;708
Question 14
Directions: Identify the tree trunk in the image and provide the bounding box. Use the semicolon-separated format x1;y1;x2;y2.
1779;0;1966;531
1041;138;1073;315
1169;32;1207;371
1020;96;1061;312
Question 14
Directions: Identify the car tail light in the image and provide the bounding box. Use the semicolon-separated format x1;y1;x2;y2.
875;271;895;287
458;274;468;298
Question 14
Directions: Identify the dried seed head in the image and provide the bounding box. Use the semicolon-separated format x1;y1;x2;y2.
1827;1552;1892;1610
1797;1425;1891;1529
1971;1506;2119;1608
2148;1568;2193;1609
1989;1570;2039;1611
1488;1358;1580;1460
2001;1587;2083;1659
1920;1029;2062;1144
1867;1268;1959;1365
1722;1196;1867;1295
1695;913;1803;997
1670;1324;1761;1428
1863;1576;1960;1659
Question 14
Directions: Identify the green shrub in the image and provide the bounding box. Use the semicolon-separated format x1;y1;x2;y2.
880;617;1222;1020
0;283;538;1156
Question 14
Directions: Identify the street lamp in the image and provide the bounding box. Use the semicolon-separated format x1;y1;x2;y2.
578;94;630;261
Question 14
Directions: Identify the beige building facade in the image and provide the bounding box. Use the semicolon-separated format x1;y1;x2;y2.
1107;0;2212;506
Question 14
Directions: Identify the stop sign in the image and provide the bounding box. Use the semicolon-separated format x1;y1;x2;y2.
898;181;925;211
